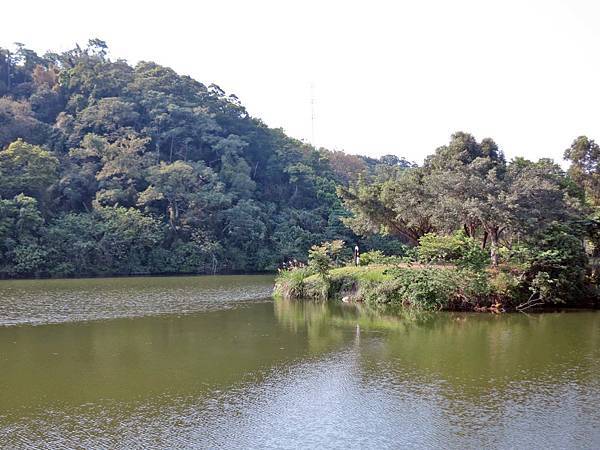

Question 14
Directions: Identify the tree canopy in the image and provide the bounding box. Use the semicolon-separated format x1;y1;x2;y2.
0;40;398;277
0;40;597;295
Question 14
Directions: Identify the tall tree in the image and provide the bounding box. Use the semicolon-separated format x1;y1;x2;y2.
0;139;59;200
564;136;600;206
138;160;227;233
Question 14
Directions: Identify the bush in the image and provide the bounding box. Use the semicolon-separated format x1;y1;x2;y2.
274;266;313;299
303;275;330;300
489;270;522;302
391;268;460;310
360;278;406;305
460;270;492;301
308;240;345;277
360;235;410;257
506;224;589;304
359;250;404;266
360;267;490;310
12;244;48;275
528;230;587;303
418;231;489;269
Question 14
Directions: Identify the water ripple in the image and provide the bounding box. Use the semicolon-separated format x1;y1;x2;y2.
0;275;274;326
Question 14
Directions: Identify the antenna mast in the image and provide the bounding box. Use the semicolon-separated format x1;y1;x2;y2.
310;82;316;146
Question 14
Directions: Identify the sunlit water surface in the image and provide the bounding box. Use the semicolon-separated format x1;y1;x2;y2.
0;275;598;449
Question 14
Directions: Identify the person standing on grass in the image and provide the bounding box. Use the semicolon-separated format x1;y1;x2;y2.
354;245;360;266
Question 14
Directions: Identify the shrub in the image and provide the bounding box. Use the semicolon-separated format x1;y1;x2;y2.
12;243;48;275
359;250;403;266
489;270;522;302
359;267;493;310
308;240;345;277
303;275;330;300
274;266;313;299
360;278;406;305
504;224;590;305
360;235;410;257
308;245;331;278
392;268;461;310
526;225;588;303
418;231;489;269
401;246;419;263
460;270;492;302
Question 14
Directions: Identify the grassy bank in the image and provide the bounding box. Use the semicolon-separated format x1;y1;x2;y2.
274;232;600;312
274;264;533;312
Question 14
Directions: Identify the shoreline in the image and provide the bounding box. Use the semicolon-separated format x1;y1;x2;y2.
0;271;276;282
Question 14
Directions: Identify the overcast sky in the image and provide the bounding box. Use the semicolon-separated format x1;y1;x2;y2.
2;0;599;164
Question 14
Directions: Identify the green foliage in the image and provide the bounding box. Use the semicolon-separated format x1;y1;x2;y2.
0;41;396;278
45;212;101;276
341;132;580;269
0;194;46;276
564;136;600;206
359;250;385;265
489;223;590;306
302;275;330;301
525;223;589;303
274;266;314;299
337;131;597;306
327;266;491;310
0;99;52;148
360;234;410;257
94;206;165;274
373;268;458;310
12;244;48;274
359;250;403;266
308;240;345;278
418;232;489;269
42;206;166;277
489;270;522;301
530;271;553;302
328;265;391;283
166;237;224;274
338;168;431;246
0;140;59;199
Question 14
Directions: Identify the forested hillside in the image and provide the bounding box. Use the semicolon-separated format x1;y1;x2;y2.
0;40;404;277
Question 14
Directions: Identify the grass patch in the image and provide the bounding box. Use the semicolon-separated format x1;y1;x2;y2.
328;265;392;282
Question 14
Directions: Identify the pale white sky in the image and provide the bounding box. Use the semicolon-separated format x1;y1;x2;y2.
2;0;599;164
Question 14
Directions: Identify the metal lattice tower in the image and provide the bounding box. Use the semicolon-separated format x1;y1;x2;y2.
310;82;316;146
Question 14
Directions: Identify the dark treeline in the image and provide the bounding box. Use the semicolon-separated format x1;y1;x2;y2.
0;40;404;278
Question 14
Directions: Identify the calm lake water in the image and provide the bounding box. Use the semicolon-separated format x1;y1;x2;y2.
0;276;599;449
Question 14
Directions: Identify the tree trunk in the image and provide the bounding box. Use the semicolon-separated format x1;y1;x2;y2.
388;223;420;247
6;52;11;90
489;229;499;266
463;222;477;238
168;201;179;232
253;162;259;179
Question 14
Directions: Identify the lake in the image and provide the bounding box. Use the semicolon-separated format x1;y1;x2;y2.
0;275;599;449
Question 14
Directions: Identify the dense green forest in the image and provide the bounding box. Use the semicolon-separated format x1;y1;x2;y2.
0;40;406;278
